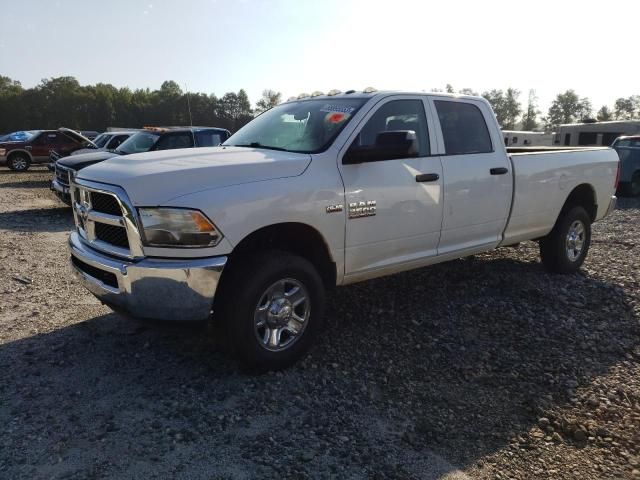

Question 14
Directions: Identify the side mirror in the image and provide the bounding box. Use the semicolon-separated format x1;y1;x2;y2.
343;130;419;164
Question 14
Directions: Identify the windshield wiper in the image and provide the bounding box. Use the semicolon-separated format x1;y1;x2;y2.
231;142;289;152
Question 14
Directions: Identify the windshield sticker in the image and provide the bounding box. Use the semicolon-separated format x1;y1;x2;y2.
326;112;348;124
320;104;356;114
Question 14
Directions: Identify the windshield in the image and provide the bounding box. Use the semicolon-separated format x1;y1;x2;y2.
223;98;367;153
92;134;109;148
116;131;160;154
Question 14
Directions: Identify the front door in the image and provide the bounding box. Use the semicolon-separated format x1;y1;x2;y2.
339;96;444;278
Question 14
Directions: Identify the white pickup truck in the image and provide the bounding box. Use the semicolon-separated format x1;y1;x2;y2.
68;90;619;370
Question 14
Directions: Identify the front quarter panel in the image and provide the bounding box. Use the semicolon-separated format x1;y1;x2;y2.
160;152;347;283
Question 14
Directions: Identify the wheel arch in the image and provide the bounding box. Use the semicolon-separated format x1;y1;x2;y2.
225;222;337;289
559;183;597;222
6;149;33;163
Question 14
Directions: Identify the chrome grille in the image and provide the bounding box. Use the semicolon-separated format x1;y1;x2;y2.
90;191;121;215
95;223;130;249
70;179;144;259
55;164;71;187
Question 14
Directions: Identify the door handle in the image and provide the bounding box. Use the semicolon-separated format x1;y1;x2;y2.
490;167;508;175
415;173;439;182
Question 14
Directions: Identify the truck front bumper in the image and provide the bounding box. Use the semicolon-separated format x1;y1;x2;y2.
51;178;70;195
69;232;227;321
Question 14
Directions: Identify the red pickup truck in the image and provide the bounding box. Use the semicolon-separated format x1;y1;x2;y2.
0;128;95;171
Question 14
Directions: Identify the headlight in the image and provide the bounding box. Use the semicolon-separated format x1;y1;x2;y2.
138;208;223;248
0;148;6;156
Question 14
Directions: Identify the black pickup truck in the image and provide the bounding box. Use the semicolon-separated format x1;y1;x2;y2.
52;126;230;202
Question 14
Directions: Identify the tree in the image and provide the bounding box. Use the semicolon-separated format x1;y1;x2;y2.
545;90;592;129
597;106;613;122
459;88;478;96
445;84;455;94
482;88;521;129
521;89;540;131
614;96;640;120
255;89;281;114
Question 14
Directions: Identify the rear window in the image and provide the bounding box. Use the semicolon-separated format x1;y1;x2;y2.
195;130;226;147
616;139;640;148
434;101;493;155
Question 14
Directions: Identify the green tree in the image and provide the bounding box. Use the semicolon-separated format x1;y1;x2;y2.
545;90;592;129
597;105;613;121
482;88;521;129
521;89;540;131
255;89;282;114
614;95;640;120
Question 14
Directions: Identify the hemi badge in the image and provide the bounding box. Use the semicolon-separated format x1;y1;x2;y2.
326;204;344;213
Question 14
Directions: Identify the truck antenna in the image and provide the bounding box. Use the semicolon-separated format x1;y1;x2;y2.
185;84;193;128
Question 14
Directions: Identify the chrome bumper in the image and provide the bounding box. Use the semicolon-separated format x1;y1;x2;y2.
605;195;617;217
51;178;69;195
69;232;227;321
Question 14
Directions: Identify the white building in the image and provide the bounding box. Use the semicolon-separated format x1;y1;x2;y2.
554;120;640;147
503;130;554;147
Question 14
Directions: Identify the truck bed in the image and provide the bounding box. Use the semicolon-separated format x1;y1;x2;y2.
502;147;619;245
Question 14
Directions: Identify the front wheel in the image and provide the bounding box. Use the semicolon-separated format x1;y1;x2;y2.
539;206;591;274
218;251;325;372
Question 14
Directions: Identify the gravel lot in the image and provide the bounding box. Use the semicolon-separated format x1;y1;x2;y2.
0;167;639;479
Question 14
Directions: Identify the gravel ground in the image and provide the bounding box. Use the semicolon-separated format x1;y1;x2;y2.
0;167;638;480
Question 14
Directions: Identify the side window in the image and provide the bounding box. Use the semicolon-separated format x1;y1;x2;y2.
352;99;430;157
434;101;493;155
154;133;194;150
108;135;129;149
195;131;223;147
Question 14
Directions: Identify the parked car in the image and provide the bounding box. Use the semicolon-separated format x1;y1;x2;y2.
611;135;640;196
67;90;618;371
70;131;137;156
0;128;96;171
52;126;230;202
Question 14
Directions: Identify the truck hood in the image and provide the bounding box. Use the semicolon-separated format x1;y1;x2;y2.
78;146;312;205
58;150;120;170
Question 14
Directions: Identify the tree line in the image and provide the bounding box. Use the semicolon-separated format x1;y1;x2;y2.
0;75;282;134
436;84;640;131
1;74;639;134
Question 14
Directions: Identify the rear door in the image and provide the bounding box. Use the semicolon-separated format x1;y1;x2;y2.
30;132;59;161
429;97;512;254
339;96;444;277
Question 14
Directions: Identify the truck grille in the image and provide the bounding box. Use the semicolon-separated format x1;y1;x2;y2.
70;180;143;259
90;191;121;215
55;164;71;187
95;223;130;249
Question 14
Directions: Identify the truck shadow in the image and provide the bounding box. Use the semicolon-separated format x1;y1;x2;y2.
0;254;637;478
0;207;73;233
0;179;52;189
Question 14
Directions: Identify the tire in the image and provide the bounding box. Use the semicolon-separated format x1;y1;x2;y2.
539;206;591;274
7;153;31;171
618;172;640;197
217;251;325;372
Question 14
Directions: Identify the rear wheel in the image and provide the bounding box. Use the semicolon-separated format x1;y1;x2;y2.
218;251;325;372
539;206;591;274
7;153;31;171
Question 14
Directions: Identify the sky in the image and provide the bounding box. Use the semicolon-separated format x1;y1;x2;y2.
1;0;638;113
